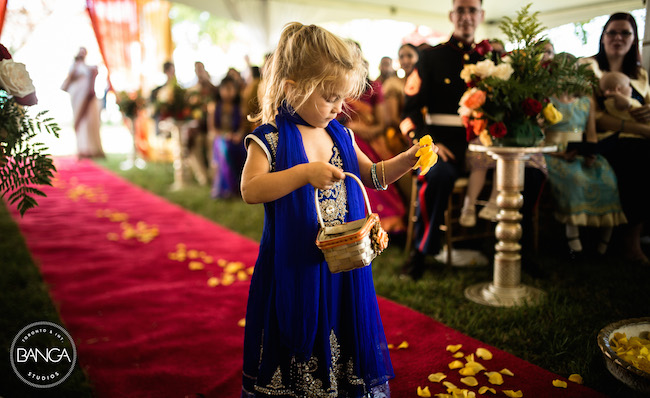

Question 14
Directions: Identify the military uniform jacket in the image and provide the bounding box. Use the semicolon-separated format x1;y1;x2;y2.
403;36;489;162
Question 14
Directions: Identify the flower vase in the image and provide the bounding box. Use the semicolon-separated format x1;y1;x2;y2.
494;118;544;147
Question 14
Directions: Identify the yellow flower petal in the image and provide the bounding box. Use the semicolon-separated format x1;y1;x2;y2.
246;266;255;275
237;318;246;327
237;270;249;281
447;344;463;353
460;376;478;387
568;374;583;384
502;390;523;397
459;366;478;376
428;372;447;383
434;394;451;398
221;274;235;286
499;368;514;377
188;261;204;270
443;381;458;390
188;249;199;259
465;353;475;363
485;371;504;385
449;360;464;369
207;277;219;287
453;351;465;358
465;361;486;372
478;386;496;395
202;255;214;264
476;348;493;360
387;344;394;349
217;258;228;267
397;341;409;349
552;380;567;388
417;386;432;397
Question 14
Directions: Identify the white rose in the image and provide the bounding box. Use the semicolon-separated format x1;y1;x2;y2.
0;59;35;98
473;59;496;79
460;64;477;83
492;63;514;80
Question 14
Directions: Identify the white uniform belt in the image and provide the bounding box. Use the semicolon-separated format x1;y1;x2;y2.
425;113;463;127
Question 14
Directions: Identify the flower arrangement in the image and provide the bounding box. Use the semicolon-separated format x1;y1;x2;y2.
0;44;59;216
458;4;596;147
154;80;202;121
116;89;146;120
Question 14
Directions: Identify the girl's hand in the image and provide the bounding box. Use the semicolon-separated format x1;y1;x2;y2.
308;162;346;191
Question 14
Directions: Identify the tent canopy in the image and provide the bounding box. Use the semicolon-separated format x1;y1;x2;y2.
173;0;643;49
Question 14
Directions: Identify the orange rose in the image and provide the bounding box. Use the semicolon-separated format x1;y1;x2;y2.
463;89;486;110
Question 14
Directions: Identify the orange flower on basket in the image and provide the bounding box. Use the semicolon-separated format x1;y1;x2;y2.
472;117;488;136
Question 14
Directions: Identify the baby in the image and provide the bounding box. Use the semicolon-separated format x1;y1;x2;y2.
600;71;641;120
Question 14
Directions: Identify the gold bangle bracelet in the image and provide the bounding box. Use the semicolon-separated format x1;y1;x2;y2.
381;160;386;188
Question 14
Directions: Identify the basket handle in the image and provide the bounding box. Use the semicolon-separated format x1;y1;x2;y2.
314;172;373;229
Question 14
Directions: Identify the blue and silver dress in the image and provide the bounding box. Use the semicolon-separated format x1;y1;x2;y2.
241;108;393;398
543;96;627;227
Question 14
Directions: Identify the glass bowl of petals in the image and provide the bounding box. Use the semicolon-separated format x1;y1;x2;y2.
597;317;650;394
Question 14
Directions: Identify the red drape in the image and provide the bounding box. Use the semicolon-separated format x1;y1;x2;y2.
0;0;7;38
86;0;141;92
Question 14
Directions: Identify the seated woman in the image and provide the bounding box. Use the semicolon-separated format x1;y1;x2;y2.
340;74;407;235
582;12;650;264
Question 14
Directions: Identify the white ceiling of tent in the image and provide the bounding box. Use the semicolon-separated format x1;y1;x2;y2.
173;0;644;49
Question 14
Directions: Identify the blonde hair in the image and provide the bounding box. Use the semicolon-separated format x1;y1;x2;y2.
600;71;631;93
252;22;368;124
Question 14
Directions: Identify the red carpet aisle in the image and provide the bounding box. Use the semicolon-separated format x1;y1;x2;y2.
10;158;607;398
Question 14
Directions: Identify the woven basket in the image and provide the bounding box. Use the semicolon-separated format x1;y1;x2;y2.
315;172;388;273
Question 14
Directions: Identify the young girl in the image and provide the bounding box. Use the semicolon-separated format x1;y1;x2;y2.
240;23;427;397
544;54;627;258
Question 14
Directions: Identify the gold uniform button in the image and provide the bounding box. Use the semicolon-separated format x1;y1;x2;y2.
413;138;419;145
444;78;451;84
458;42;464;49
463;54;470;61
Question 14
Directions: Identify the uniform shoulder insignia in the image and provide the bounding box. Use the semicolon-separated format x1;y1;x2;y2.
404;68;422;96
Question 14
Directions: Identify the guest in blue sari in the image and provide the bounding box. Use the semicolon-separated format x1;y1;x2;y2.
207;76;245;198
239;23;430;397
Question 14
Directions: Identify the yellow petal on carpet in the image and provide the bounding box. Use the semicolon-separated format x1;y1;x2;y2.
552;380;567;388
417;386;432;397
476;348;492;360
237;270;249;281
225;263;244;274
237;318;246;327
502;390;523;398
217;258;228;267
207;277;219;287
485;371;504;385
459;366;478;376
222;274;235;286
397;341;409;349
202;255;214;264
443;381;458;390
176;243;187;250
478;386;496;395
387;343;394;349
460;376;478;386
499;368;514;377
447;344;463;353
449;360;464;369
188;261;204;271
568;374;583;384
464;353;475;363
168;252;178;260
434;394;451;398
428;372;447;383
246;266;255;275
188;249;199;259
465;361;486;372
107;232;120;241
452;351;465;358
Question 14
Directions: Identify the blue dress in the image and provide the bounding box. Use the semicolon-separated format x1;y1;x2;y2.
241;119;393;397
543;97;627;227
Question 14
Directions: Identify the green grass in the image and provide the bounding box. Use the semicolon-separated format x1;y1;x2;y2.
2;153;649;397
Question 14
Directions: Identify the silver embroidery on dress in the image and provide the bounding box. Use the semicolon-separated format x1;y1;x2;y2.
265;131;279;171
318;146;348;226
